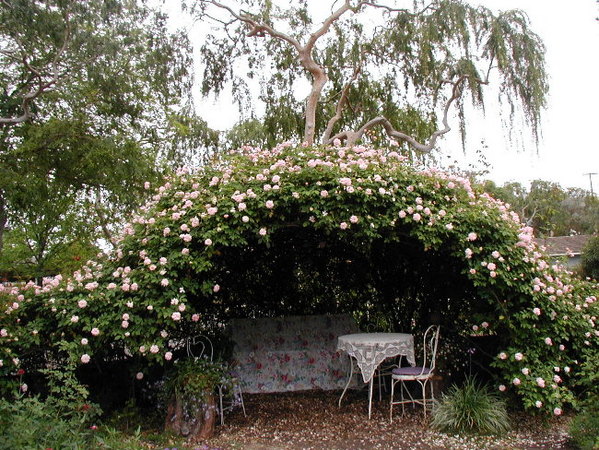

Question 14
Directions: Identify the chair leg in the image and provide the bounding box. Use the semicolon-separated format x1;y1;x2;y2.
218;385;225;426
421;381;427;418
239;387;247;417
389;378;395;422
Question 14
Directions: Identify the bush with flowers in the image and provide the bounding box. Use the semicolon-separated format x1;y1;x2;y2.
0;142;597;418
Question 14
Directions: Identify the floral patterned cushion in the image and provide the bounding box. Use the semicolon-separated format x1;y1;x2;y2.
230;314;359;393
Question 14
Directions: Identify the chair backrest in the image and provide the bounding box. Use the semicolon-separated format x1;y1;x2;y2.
421;325;440;371
186;335;214;361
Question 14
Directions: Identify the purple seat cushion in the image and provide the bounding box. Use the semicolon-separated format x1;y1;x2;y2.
392;366;431;376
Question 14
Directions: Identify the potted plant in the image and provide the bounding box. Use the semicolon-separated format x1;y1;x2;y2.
164;357;232;440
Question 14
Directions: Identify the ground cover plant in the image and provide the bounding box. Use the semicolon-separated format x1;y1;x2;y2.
0;143;597;427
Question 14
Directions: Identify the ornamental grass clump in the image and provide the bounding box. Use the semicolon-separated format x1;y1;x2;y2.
432;376;510;435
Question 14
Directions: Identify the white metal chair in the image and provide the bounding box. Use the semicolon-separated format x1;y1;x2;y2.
389;325;440;420
186;335;246;425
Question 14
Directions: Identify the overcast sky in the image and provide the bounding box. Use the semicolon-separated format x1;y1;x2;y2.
166;0;599;191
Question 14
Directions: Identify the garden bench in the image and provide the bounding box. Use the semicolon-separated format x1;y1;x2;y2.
229;314;360;393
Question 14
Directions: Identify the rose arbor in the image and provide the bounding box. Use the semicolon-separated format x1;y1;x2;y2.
1;143;597;417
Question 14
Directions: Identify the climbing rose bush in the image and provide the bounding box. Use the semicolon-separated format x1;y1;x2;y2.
0;143;597;414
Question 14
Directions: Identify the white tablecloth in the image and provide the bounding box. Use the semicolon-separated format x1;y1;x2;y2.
337;333;415;383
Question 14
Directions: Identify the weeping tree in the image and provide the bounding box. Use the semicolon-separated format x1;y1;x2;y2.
189;0;547;151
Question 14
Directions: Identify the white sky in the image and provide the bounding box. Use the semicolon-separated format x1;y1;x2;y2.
163;0;599;191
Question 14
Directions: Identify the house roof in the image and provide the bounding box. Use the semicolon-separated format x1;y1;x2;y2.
534;234;595;257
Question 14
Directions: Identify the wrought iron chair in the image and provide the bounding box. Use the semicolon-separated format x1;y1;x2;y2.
389;325;440;420
186;335;246;425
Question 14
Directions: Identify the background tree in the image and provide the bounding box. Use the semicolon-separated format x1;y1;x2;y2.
484;180;599;237
581;236;599;280
0;0;219;279
188;0;547;152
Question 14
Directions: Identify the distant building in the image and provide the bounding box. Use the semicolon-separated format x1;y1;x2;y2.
534;234;595;268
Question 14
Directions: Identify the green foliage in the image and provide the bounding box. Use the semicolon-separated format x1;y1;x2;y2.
0;0;220;279
164;357;232;404
432;376;510;435
581;236;599;280
569;396;599;450
0;396;98;450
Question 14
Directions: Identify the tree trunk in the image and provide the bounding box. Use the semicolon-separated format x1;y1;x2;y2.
165;392;217;441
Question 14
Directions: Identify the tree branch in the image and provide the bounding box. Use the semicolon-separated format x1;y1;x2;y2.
0;12;71;126
328;75;480;152
322;64;361;143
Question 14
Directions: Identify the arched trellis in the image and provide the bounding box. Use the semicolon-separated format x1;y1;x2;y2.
2;144;597;416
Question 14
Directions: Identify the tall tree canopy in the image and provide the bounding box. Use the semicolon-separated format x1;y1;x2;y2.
189;0;548;150
0;0;218;280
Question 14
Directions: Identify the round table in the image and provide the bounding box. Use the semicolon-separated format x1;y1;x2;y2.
337;333;415;418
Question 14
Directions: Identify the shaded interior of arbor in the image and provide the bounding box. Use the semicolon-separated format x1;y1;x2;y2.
182;226;490;384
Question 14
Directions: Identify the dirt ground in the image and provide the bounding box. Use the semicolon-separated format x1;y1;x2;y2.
203;390;574;450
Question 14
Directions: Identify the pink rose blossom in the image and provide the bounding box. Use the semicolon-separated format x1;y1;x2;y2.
204;238;213;246
412;213;421;222
320;190;329;198
340;222;348;230
81;338;88;345
160;278;169;287
398;210;406;218
206;207;218;215
136;372;144;380
467;232;478;241
171;312;181;321
265;200;274;209
78;300;88;308
71;315;79;323
536;377;546;388
553;407;562;416
487;263;496;271
498;385;506;392
181;248;189;255
445;223;454;230
533;307;541;316
81;354;91;364
350;215;359;224
121;321;129;328
213;284;221;293
498;352;507;360
259;228;267;236
165;352;173;361
535;401;542;408
91;328;100;336
192;314;200;322
544;337;553;346
512;377;521;386
514;352;523;361
150;345;159;354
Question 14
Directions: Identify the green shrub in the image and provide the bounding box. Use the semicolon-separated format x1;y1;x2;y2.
581;236;599;280
0;396;96;449
569;397;599;450
432;376;510;435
